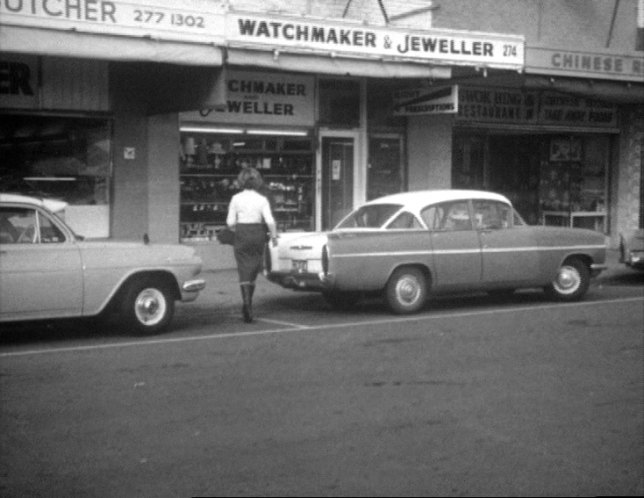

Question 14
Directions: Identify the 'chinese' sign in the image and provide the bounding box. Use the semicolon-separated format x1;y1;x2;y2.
527;47;644;82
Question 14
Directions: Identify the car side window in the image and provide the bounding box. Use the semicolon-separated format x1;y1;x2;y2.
473;200;512;230
0;207;66;244
440;202;473;231
39;211;66;243
387;212;423;230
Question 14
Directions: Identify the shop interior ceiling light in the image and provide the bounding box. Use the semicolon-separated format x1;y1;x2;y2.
180;126;244;134
246;129;309;136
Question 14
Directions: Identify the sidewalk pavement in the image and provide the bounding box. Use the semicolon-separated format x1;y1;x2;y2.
192;249;633;311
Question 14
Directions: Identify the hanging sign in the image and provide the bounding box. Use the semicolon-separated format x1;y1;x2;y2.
181;69;315;127
393;86;458;116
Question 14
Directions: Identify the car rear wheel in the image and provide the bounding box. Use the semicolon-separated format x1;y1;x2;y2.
121;278;175;334
385;267;427;314
545;258;590;301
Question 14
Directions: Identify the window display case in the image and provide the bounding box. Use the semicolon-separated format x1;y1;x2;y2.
539;136;608;232
179;133;315;242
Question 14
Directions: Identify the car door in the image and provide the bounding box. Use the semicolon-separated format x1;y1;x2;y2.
422;201;482;290
472;200;540;287
0;206;83;320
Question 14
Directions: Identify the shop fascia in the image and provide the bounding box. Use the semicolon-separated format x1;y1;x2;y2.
0;0;524;70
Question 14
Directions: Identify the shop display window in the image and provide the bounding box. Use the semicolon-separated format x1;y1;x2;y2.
540;136;608;231
0;114;112;238
179;132;315;241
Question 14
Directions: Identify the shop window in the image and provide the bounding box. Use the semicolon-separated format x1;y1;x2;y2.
367;135;405;200
179;132;315;241
0;114;112;238
540;135;608;232
318;79;360;127
452;135;485;190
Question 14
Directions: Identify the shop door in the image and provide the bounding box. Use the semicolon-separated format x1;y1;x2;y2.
321;137;355;229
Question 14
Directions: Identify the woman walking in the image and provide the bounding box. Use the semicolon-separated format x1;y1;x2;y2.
227;167;278;323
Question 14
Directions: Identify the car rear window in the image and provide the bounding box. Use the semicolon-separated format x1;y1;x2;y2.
336;204;402;229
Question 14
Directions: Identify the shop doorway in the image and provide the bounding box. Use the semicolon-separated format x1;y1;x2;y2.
320;135;356;229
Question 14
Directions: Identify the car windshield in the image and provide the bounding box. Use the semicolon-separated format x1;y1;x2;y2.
336;203;403;229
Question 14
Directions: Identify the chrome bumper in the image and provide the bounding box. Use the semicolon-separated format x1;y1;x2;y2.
181;278;206;301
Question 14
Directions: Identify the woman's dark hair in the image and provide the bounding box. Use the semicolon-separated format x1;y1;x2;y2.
237;167;263;191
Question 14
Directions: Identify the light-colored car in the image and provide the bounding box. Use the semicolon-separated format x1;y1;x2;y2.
619;228;644;270
0;193;206;334
266;190;607;314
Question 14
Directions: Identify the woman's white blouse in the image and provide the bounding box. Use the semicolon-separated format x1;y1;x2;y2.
227;189;275;226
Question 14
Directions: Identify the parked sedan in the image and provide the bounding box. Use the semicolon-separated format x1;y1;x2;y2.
266;190;607;314
0;193;206;334
619;228;644;270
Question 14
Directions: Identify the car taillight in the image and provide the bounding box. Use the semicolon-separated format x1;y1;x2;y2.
322;244;329;276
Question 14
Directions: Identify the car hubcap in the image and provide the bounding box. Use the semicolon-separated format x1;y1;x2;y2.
135;288;166;325
397;276;421;305
554;265;581;295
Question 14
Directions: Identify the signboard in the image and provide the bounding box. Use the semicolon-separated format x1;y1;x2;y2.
456;86;618;128
0;0;226;44
226;12;525;70
393;86;458;116
457;87;538;123
527;47;644;83
0;2;525;70
181;70;315;127
0;55;38;109
539;93;618;128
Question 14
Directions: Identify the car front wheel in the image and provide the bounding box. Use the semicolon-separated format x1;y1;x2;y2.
545;258;590;301
121;279;175;334
385;267;427;314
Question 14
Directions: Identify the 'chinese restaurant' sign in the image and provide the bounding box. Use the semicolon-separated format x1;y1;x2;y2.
456;86;618;128
0;0;525;70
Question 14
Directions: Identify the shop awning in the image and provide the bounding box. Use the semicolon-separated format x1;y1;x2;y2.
227;48;452;79
0;26;224;67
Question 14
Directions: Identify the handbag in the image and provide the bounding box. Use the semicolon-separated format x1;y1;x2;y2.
216;227;235;245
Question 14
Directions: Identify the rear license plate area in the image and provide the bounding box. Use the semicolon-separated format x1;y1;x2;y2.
293;260;308;273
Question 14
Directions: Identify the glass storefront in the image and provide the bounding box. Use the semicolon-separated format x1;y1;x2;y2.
0;114;112;238
179;130;315;241
453;132;610;231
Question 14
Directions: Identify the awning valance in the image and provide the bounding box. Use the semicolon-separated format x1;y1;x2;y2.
227;48;452;79
0;26;223;67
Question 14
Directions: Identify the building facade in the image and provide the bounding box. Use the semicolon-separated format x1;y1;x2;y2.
1;0;642;270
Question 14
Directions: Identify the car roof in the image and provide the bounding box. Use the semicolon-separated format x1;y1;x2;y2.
364;190;512;211
0;193;68;213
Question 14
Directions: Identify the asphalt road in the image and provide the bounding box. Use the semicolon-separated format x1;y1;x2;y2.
1;270;643;497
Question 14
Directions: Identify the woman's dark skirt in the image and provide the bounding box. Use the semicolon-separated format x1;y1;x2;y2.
233;223;267;283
